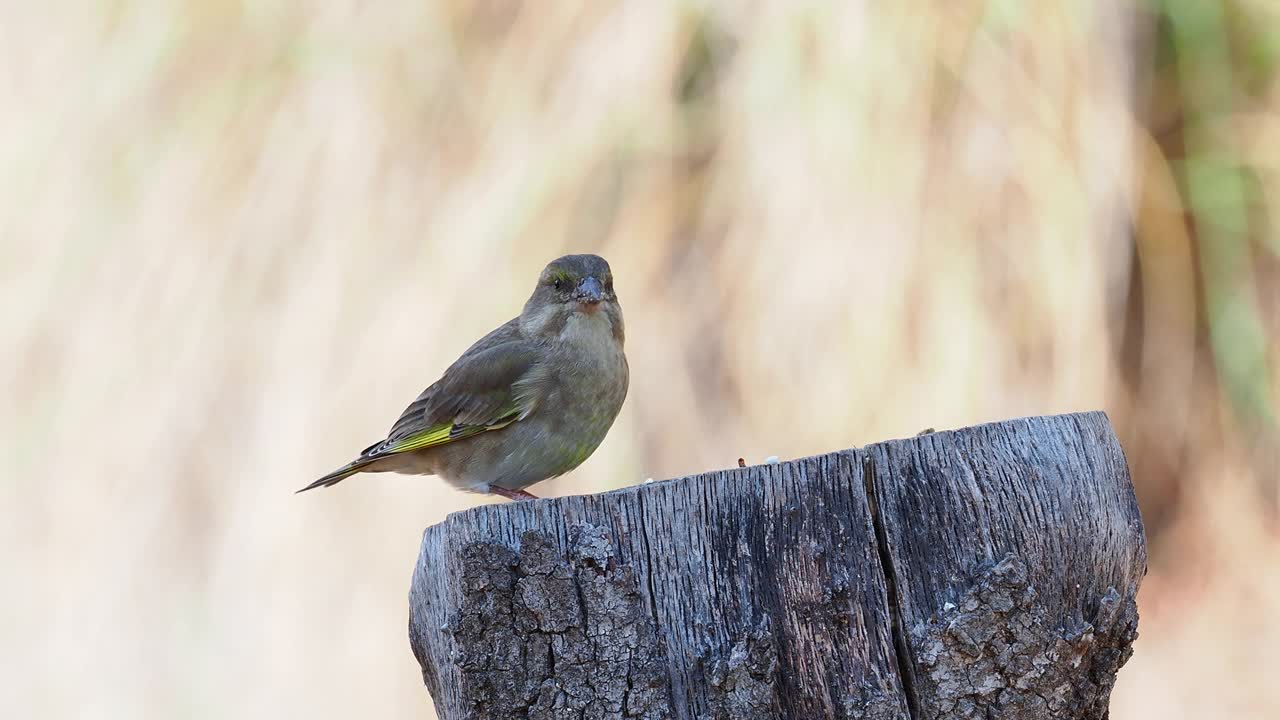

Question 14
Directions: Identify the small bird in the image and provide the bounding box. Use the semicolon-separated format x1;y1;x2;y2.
298;254;629;501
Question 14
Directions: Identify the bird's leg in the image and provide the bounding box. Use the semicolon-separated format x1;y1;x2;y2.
489;486;539;501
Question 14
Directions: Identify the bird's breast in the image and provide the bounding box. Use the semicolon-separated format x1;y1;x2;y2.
544;322;628;427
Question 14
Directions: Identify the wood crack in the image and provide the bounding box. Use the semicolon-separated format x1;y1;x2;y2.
862;454;921;720
410;412;1146;719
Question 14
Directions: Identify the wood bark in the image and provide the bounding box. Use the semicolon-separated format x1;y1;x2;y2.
409;412;1146;719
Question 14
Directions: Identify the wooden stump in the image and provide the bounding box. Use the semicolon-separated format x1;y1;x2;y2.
409;412;1146;719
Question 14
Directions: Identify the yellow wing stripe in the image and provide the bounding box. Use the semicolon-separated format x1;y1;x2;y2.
379;414;520;455
383;423;457;453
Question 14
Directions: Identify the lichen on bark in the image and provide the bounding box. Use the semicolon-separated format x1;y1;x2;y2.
910;554;1139;720
702;618;780;720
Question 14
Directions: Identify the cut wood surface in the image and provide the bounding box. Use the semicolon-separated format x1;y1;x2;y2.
409;412;1147;719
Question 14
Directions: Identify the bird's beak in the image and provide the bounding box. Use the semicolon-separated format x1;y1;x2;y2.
573;276;605;308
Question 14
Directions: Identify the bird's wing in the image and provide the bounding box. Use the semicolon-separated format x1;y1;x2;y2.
362;337;544;458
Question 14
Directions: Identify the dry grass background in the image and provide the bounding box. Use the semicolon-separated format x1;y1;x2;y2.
2;1;1278;718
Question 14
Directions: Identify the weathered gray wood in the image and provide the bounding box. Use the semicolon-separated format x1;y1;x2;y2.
409;412;1146;720
865;414;1146;719
410;453;907;719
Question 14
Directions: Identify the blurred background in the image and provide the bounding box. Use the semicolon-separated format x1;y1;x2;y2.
1;0;1277;717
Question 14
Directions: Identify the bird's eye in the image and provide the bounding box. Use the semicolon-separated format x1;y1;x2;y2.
553;278;564;290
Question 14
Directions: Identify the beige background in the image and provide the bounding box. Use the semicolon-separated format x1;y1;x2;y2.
3;1;1278;718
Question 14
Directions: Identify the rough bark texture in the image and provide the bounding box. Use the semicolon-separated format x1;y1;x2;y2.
410;412;1146;720
866;417;1146;719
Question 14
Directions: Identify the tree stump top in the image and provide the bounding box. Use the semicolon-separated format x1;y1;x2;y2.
410;411;1146;719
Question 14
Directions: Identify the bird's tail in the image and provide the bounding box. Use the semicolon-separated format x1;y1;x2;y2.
296;459;371;493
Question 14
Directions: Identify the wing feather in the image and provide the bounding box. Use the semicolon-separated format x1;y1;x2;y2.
362;328;542;459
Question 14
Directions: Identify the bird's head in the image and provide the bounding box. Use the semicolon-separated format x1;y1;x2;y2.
521;254;624;342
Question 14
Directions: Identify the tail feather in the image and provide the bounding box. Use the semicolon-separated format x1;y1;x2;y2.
296;460;369;493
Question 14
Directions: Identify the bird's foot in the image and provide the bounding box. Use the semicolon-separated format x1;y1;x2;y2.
489;486;539;501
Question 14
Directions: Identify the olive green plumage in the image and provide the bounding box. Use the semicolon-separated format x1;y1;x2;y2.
298;254;628;500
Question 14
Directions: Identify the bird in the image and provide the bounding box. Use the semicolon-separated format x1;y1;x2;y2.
297;254;629;501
